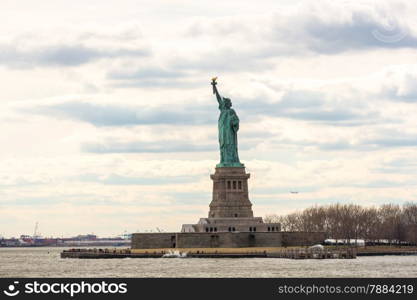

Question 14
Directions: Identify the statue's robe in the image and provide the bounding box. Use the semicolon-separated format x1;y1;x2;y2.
218;101;240;165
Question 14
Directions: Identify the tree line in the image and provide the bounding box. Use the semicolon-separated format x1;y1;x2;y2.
264;203;417;245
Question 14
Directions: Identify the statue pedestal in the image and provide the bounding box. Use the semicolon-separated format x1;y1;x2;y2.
209;167;252;218
180;166;281;233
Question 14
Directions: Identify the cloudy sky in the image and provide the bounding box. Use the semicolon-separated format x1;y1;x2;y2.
2;0;417;238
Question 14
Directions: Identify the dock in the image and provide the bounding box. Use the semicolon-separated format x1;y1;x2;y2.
267;247;356;259
61;248;267;258
61;247;357;259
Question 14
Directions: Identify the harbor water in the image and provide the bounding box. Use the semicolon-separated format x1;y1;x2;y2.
1;247;416;277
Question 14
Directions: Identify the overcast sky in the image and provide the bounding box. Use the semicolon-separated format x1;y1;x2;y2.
2;0;417;238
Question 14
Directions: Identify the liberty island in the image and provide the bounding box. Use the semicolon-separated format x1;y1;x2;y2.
128;78;324;250
61;78;325;257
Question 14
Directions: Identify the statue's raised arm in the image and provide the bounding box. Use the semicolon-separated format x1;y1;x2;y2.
211;77;222;105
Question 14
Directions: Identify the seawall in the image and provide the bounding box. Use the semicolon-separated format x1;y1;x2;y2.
131;231;325;249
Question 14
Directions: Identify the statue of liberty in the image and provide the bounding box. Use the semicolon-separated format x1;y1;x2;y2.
211;77;244;168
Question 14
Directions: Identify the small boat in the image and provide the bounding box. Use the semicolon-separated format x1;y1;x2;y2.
162;250;187;258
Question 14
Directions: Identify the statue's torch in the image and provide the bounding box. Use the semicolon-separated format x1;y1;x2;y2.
211;76;217;94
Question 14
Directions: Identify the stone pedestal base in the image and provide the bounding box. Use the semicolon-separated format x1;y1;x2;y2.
181;217;280;233
181;166;281;233
209;167;253;218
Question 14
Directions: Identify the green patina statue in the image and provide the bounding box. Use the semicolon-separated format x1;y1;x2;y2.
211;77;244;168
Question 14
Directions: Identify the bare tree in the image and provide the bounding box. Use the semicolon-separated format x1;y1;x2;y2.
264;202;417;246
378;204;403;245
358;207;380;246
403;202;417;244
